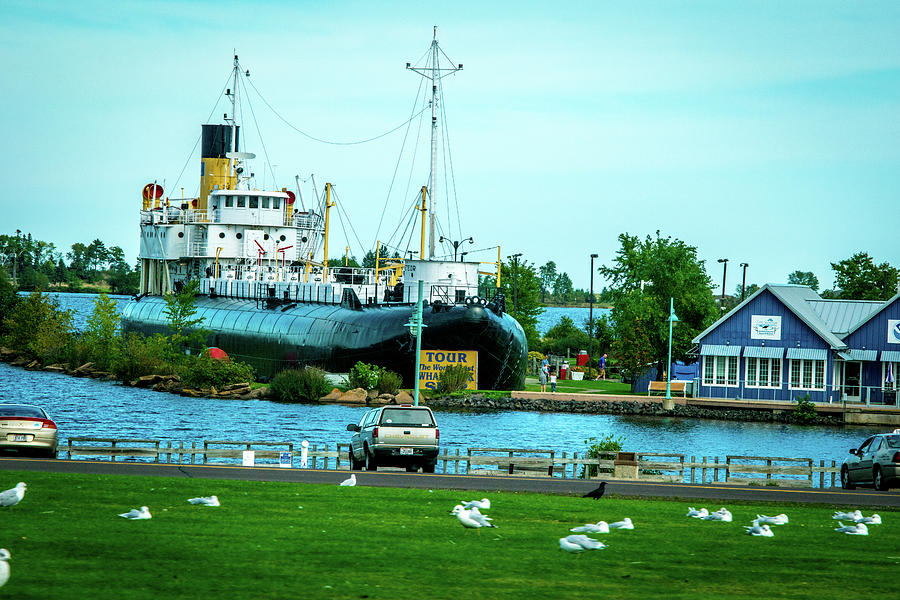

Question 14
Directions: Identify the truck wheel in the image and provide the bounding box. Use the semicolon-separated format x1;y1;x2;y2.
406;465;418;472
348;450;359;470
365;450;378;471
423;461;436;474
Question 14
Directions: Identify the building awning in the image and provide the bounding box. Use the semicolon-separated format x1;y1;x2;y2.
743;346;785;359
785;348;828;361
881;351;900;362
836;349;877;361
700;344;742;357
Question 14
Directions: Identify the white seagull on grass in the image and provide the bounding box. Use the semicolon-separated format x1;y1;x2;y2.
570;521;609;534
755;513;788;525
855;513;881;525
0;549;10;588
187;495;220;506
0;482;27;507
608;517;634;530
686;507;709;518
702;508;733;522
462;498;491;510
119;506;152;520
745;523;775;537
339;473;357;487
833;510;862;521
450;505;496;531
834;522;868;535
559;535;606;553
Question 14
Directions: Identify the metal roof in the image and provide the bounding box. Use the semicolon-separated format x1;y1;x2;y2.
844;290;900;338
743;346;785;358
836;349;878;361
881;351;900;362
786;348;828;360
700;344;742;356
806;299;884;336
767;286;847;350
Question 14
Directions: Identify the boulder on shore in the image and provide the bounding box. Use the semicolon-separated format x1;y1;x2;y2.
395;390;414;404
320;388;343;402
342;388;368;405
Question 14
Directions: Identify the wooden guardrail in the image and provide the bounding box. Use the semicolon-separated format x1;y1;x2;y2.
59;439;842;488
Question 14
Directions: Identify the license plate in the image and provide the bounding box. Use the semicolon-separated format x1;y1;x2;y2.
13;434;27;442
400;447;413;455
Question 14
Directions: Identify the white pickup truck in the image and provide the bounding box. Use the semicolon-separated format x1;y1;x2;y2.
346;405;440;473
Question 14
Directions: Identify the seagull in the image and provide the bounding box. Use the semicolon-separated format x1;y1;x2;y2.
755;513;788;525
0;548;9;588
462;498;491;510
702;508;733;522
0;482;27;507
833;510;863;521
609;517;634;530
468;506;497;528
835;521;868;535
339;473;357;487
564;534;606;550
559;537;588;553
187;495;220;506
686;507;709;518
583;482;607;500
450;505;494;531
570;521;609;534
856;513;881;525
118;506;152;520
745;523;774;537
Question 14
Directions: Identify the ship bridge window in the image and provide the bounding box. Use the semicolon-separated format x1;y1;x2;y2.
249;197;258;209
273;198;281;210
237;196;246;208
261;197;270;209
225;197;234;208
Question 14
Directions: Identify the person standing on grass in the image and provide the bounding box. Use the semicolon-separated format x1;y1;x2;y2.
550;368;557;393
598;354;607;380
539;361;549;392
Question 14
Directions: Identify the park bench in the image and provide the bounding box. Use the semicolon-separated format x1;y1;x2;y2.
648;380;686;397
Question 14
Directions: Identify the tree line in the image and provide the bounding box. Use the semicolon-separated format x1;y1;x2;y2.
0;232;139;294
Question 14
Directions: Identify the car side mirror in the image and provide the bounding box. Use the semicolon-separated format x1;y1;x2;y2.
347;424;360;432
849;448;857;455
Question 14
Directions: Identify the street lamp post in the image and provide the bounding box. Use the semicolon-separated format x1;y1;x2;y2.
405;280;427;406
439;236;473;261
717;258;728;302
589;253;598;361
665;297;679;406
509;253;522;314
739;262;749;301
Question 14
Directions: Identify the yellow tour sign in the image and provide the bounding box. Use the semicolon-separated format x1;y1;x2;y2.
419;350;478;390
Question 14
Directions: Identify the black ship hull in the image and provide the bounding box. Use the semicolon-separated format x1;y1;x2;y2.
120;297;527;390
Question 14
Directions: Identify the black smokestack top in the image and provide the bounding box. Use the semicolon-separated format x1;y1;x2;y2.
201;124;239;159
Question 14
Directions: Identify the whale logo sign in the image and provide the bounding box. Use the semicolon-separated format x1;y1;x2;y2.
751;315;782;340
889;320;900;344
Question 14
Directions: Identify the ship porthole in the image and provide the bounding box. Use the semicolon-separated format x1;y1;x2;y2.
279;235;286;242
219;232;225;238
301;236;308;243
236;233;243;239
264;234;270;240
178;232;184;238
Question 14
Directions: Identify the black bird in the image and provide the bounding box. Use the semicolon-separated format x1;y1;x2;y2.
583;481;607;500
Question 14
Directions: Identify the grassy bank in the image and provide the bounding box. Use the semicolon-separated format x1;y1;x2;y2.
1;470;896;599
523;377;633;395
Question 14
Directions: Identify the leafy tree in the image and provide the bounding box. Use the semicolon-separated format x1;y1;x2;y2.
787;270;819;291
86;239;109;273
734;282;760;299
542;315;590;356
499;255;542;351
553;272;574;304
830;252;899;300
81;294;121;370
361;250;377;268
2;291;74;363
163;280;206;349
67;242;90;280
599;231;718;372
538;261;557;303
0;267;20;337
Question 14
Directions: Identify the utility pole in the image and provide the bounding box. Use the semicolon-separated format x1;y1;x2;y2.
717;258;729;302
739;262;749;301
510;253;522;314
589;253;598;361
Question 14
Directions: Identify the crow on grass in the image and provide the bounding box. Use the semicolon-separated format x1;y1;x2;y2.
583;481;607;500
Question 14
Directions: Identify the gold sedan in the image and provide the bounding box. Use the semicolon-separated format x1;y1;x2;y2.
0;404;59;458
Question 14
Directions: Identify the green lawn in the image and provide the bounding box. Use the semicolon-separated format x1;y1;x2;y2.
524;377;634;395
1;470;897;599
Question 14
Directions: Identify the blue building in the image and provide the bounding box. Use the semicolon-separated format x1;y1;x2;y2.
692;285;900;404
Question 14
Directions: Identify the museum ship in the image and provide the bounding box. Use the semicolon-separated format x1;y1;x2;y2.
120;33;527;389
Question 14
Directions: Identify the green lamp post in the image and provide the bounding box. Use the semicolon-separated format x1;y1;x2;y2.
665;297;679;404
405;280;427;405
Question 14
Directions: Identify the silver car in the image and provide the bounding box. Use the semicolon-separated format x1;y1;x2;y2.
0;404;59;458
841;429;900;491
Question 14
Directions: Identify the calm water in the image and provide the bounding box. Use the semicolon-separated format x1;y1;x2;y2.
4;292;883;476
536;306;610;337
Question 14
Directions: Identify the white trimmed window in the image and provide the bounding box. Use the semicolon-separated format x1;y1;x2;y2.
789;359;825;390
746;357;782;388
703;355;738;387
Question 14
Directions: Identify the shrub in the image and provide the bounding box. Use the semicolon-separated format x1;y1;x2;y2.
2;291;74;364
438;364;471;393
178;353;255;390
793;393;817;424
377;369;403;395
110;332;177;382
580;434;625;478
348;361;382;390
270;367;330;402
79;293;121;371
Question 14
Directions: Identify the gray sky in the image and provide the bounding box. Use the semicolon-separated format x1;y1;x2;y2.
3;0;899;293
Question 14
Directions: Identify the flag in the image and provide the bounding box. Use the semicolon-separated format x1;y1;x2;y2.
887;363;895;385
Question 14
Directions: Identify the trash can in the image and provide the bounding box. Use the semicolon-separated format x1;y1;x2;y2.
560;362;568;380
576;350;589;367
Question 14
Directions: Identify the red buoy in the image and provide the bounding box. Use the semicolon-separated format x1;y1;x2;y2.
205;347;230;362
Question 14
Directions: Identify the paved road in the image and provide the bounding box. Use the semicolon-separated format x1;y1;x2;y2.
1;457;897;508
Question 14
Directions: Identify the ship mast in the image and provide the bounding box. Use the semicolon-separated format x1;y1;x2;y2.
407;26;462;260
225;54;240;189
